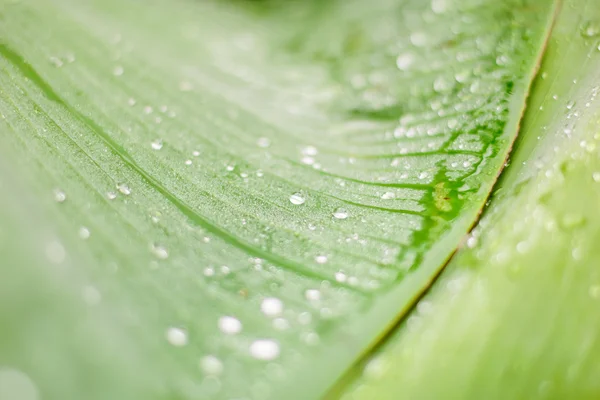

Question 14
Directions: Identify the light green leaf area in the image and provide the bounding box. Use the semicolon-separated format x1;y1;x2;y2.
0;0;555;399
335;1;600;399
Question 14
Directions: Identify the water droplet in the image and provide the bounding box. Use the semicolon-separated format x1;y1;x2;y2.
113;66;124;76
127;98;136;106
289;192;305;205
0;368;39;400
150;243;169;259
410;32;427;47
581;20;600;38
396;53;414;71
566;101;575;110
363;357;388;379
315;255;328;264
305;289;321;301
218;316;242;335
335;271;347;283
302;331;320;346
185;159;193;165
200;355;223;376
106;191;117;200
381;192;395;200
116;183;131;195
418;171;429;180
495;54;509;66
166;327;188;347
257;137;271;148
143;106;153;114
593;172;600;182
53;189;66;203
302;145;318;156
49;56;63;68
151;139;163;150
78;226;90;240
260;297;283;317
45;240;66;265
516;241;529;254
249;339;280;361
272;318;290;330
466;236;478;248
301;156;315;165
433;76;452;92
333;208;349;219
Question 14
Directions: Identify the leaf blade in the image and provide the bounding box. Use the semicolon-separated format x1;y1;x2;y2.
334;1;600;398
0;0;558;398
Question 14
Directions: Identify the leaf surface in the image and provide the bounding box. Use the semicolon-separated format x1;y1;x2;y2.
334;1;600;398
0;0;556;399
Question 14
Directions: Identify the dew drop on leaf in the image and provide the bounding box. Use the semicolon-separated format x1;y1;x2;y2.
410;32;427;47
396;53;414;71
289;192;305;205
301;156;315;165
272;318;290;331
150;243;169;259
48;56;63;68
116;183;131;195
304;289;321;301
301;145;318;156
580;20;600;38
165;327;188;347
335;271;347;283
200;355;224;376
466;236;478;248
315;255;328;264
332;207;349;219
249;339;280;361
53;189;66;203
151;139;163;150
218;316;242;335
260;297;284;317
78;226;90;240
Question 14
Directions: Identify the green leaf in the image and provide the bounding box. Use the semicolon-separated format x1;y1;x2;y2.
0;0;556;399
333;1;600;399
